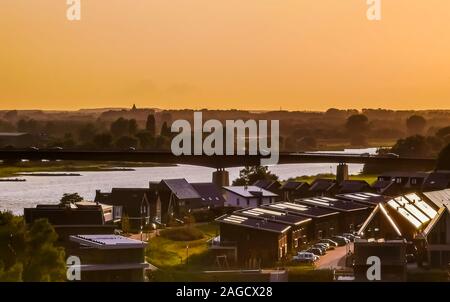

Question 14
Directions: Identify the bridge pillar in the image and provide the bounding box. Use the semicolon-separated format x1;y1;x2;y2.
336;163;349;184
213;168;229;187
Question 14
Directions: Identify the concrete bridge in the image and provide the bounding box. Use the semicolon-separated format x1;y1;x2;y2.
0;149;437;186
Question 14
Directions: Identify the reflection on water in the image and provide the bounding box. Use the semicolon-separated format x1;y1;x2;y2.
0;148;376;214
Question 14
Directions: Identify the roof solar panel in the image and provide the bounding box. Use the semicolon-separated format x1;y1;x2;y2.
344;194;367;200
404;204;430;223
404;193;438;219
303;199;329;206
252;208;285;216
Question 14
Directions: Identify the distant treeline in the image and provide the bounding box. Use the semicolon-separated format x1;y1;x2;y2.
0;107;450;154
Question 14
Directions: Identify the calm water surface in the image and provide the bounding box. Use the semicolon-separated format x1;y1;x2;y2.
0;148;376;214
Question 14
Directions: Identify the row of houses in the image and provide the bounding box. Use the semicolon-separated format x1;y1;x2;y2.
213;188;450;270
356;189;450;268
254;170;450;201
213;192;385;266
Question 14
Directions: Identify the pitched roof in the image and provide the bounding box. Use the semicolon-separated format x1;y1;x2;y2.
253;179;281;190
338;180;371;193
70;234;146;249
281;181;309;191
336;192;387;206
223;186;278;198
422;188;450;209
295;196;369;212
309;179;336;192
24;204;105;225
216;214;291;233
423;171;450;191
234;207;312;226
160;179;201;200
191;182;225;207
379;171;430;179
263;202;339;218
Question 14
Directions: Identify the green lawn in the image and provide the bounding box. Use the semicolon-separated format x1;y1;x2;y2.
146;223;219;269
288;174;378;185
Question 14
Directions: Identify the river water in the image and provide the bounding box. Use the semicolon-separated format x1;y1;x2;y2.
0;148;376;214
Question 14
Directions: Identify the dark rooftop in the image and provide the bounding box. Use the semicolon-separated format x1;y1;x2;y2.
191;182;225;207
216;214;291;233
295;196;369;212
281;181;309;191
160;179;201;200
24;204;105;225
234;207;312;226
262;202;339;218
309;179;336;192
335;192;388;206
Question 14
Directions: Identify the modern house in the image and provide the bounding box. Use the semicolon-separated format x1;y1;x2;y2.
422;171;450;192
233;207;312;252
223;186;278;208
294;196;370;233
216;214;291;267
95;188;152;230
336;192;388;207
68;234;149;282
280;181;311;201
24;203;116;246
419;189;450;267
253;179;282;200
308;179;337;196
373;171;429;195
337;180;373;194
357;191;448;266
263;202;340;239
353;238;407;282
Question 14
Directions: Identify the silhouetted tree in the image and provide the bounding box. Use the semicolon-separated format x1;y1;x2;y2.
0;212;66;282
345;114;369;134
145;114;156;137
406;115;427;135
110;118;130;137
437;143;450;170
160;121;171;137
128;119;138;135
115;136;138;149
232;166;279;186
60;193;83;205
135;131;154;149
93;133;113;149
78;123;97;143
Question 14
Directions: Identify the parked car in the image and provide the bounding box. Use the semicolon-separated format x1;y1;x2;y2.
342;233;360;242
385;153;399;158
330;236;350;246
313;243;329;252
318;239;338;247
306;247;325;256
293;252;319;263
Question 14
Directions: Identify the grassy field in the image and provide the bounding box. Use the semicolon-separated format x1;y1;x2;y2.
146;223;218;269
288;173;378;185
0;161;174;178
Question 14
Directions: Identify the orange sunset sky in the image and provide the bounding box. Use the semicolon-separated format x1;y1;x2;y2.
1;0;450;111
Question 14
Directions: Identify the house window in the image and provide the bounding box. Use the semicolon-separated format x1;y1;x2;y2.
114;206;123;219
411;179;417;185
247;199;250;206
236;198;240;206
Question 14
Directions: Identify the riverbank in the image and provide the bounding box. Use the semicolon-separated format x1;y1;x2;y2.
288;173;378;185
0;161;176;178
